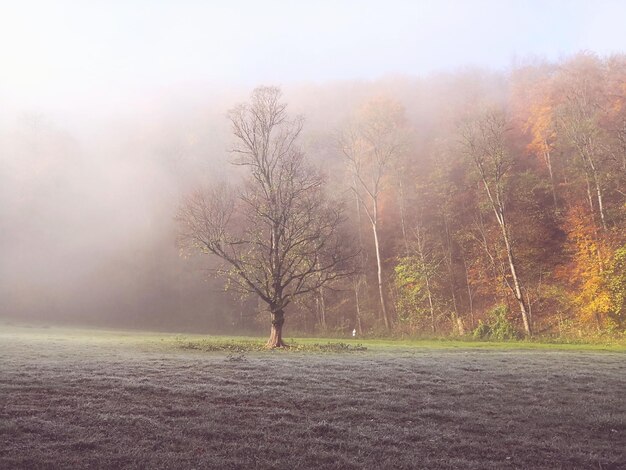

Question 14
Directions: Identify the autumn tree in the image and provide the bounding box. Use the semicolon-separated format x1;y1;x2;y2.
178;87;353;347
560;205;613;331
602;55;626;204
460;109;532;336
524;81;560;212
427;144;470;335
556;54;609;230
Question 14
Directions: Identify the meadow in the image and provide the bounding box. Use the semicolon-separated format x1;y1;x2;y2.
1;326;624;469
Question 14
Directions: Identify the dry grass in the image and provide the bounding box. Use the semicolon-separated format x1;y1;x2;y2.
1;327;624;469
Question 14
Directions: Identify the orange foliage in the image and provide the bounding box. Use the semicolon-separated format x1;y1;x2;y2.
526;102;557;159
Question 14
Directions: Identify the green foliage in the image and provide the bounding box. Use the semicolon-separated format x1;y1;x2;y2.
472;305;519;340
607;245;626;328
174;336;367;353
288;342;367;352
175;337;265;352
393;256;432;328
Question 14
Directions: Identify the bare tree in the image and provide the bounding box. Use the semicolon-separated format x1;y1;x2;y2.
352;178;367;335
460;109;532;336
178;87;353;347
339;98;407;330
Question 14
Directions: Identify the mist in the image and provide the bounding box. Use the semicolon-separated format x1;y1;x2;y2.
0;90;229;330
1;1;625;332
0;73;482;330
0;79;386;329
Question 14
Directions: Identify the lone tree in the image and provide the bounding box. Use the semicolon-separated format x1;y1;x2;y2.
177;86;353;347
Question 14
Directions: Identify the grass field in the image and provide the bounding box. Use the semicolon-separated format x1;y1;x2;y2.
1;326;625;469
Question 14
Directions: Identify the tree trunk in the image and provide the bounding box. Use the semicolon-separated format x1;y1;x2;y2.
315;260;327;331
591;166;607;230
425;274;436;334
354;278;363;335
444;215;462;334
398;177;410;257
318;287;326;331
461;254;475;329
456;317;465;336
353;180;366;335
266;308;286;348
583;145;607;230
498;217;532;337
372;219;390;329
480;175;532;337
584;171;595;216
543;148;558;212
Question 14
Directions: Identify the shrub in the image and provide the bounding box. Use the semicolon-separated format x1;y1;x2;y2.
607;245;626;329
472;305;519;340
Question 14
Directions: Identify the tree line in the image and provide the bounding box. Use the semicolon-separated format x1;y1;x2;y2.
179;52;626;344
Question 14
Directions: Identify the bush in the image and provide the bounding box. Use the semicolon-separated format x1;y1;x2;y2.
607;245;626;329
472;305;519;340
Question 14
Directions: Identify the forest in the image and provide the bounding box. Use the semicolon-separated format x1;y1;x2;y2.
175;52;626;342
324;53;626;340
2;52;625;341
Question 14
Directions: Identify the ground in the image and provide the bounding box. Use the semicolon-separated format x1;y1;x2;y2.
1;327;625;469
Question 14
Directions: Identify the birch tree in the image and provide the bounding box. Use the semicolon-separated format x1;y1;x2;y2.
460;109;533;336
556;54;609;230
339;98;407;330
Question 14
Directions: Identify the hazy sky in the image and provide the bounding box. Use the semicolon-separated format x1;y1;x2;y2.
1;0;625;116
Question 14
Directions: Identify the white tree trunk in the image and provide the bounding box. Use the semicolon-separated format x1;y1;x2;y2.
497;212;532;336
372;218;390;329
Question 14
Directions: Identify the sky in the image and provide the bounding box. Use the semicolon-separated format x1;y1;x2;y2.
1;0;626;118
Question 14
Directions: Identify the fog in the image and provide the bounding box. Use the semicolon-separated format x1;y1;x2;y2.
0;91;234;330
0;76;491;331
1;1;625;332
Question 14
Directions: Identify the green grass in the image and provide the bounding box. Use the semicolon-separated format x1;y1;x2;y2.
282;336;626;352
173;336;368;353
2;324;624;353
165;331;626;354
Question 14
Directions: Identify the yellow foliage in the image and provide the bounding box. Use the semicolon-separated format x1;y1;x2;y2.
561;206;612;330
